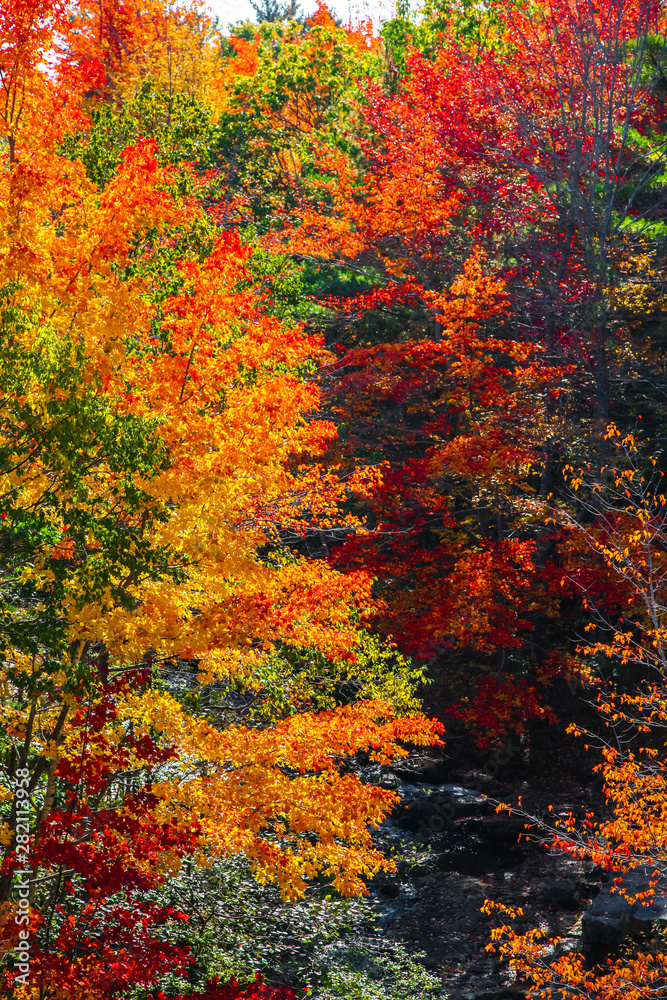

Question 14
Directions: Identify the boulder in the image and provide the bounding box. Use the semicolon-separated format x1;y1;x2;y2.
629;893;667;935
397;785;489;833
538;879;580;909
582;864;667;952
392;758;450;785
582;891;636;950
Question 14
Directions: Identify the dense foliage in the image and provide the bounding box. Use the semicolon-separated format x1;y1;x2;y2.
3;0;667;996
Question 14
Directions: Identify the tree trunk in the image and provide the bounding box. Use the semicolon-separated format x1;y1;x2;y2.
594;340;609;422
594;303;609;421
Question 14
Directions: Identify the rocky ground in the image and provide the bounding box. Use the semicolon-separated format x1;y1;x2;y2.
364;685;614;999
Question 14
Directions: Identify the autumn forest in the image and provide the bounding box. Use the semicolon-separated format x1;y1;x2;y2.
4;0;667;996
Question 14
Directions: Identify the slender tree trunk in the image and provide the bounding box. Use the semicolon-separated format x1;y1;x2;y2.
593;303;609;422
539;439;556;497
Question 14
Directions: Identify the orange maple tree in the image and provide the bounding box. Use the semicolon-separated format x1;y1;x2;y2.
0;2;442;996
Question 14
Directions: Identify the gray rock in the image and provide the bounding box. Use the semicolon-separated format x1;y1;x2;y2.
392;758;451;785
538;879;580;908
396;785;490;833
582;864;667;952
629;894;667;934
582;907;632;950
